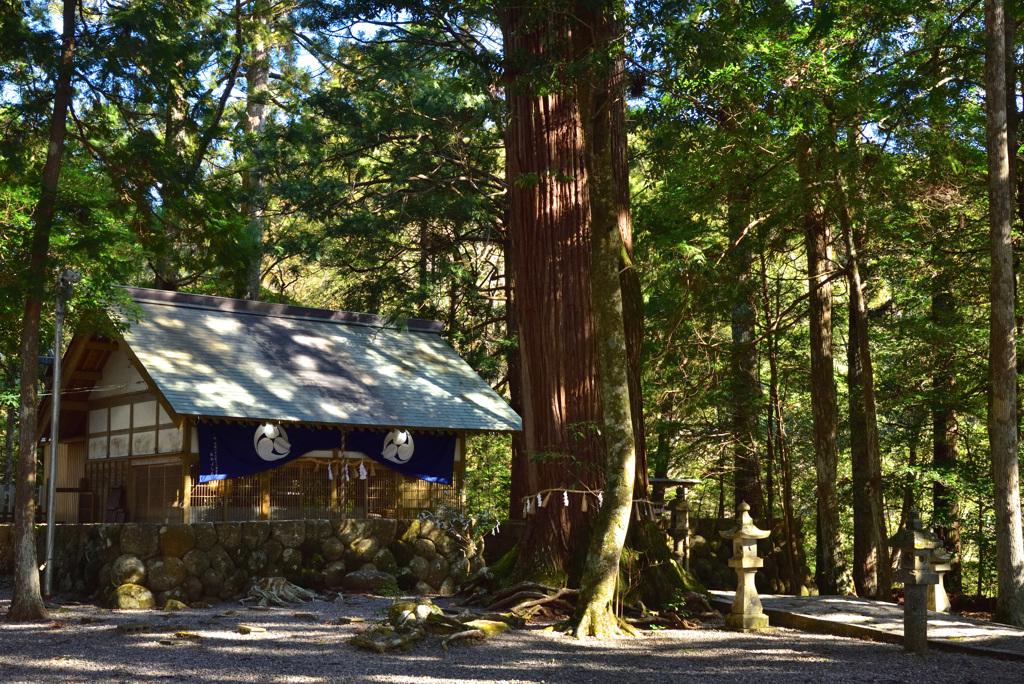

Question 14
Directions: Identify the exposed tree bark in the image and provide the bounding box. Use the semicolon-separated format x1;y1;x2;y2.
728;189;762;519
2;405;15;515
984;0;1024;627
500;3;605;584
573;22;637;634
931;236;962;594
650;393;673;504
796;134;851;596
7;0;77;623
505;235;528;521
241;8;271;301
835;162;891;600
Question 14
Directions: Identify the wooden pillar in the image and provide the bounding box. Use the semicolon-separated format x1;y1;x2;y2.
180;421;192;523
260;471;271;520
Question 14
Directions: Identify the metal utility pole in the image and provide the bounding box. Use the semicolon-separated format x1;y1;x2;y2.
43;269;80;599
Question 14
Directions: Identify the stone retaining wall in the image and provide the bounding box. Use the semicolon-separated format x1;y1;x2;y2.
1;519;484;606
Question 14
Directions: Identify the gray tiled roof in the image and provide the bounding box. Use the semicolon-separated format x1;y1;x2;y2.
120;288;521;432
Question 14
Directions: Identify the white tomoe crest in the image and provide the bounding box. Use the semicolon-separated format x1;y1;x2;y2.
254;423;291;461
381;429;415;464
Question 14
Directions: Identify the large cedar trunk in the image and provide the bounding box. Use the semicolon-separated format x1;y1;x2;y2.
7;0;77;623
931;244;962;594
728;190;761;518
796;135;851;596
836;162;891;600
500;5;606;583
984;0;1024;627
240;14;270;301
572;15;637;634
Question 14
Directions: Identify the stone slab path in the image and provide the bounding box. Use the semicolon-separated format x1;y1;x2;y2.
710;590;1024;660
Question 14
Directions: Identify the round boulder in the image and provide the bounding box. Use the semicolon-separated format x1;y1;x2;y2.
373;549;398;574
114;583;155;610
146;556;188;592
412;538;436;559
323;560;346;588
350;537;379;562
409;555;430;581
321;536;345;562
200;568;225;596
110;554;146;586
279;547;302;574
426;557;449;588
207;545;234;576
182;549;211;577
181;575;204;603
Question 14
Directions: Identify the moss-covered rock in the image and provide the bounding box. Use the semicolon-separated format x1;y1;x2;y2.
146;556;188;592
241;521;270;549
373;549;398;574
395;519;419;543
321;536;345;562
389;540;414;567
180;575;204;602
159;524;196;557
426;557;449;588
279;547;303;574
463;619;511;637
245;548;268;575
350;537;378;562
409;555;430;581
216;523;242;549
94;524;122;564
323;560;346;587
114;583;155;610
342;570;396;594
412;538;436;559
262;539;283;564
111;554;146;586
182;549;210;577
162;599;188;611
193;523;217;551
449;556;471;583
271;521;305;549
200;568;225;596
206;545;234;576
307;519;332;542
120;524;159;558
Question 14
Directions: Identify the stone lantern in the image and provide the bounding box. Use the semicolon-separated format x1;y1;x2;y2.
720;501;771;632
652;477;701;573
928;548;953;613
888;510;941;654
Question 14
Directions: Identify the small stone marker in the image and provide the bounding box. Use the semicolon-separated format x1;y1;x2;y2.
237;624;267;635
292;612;320;621
888;510;941;654
720;502;772;631
928;548;953;613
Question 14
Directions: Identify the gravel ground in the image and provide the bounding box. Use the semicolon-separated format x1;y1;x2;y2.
1;585;1021;684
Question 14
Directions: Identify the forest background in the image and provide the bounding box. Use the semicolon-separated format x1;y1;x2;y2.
2;0;1024;628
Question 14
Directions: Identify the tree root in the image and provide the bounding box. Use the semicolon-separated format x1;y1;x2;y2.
241;577;320;607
